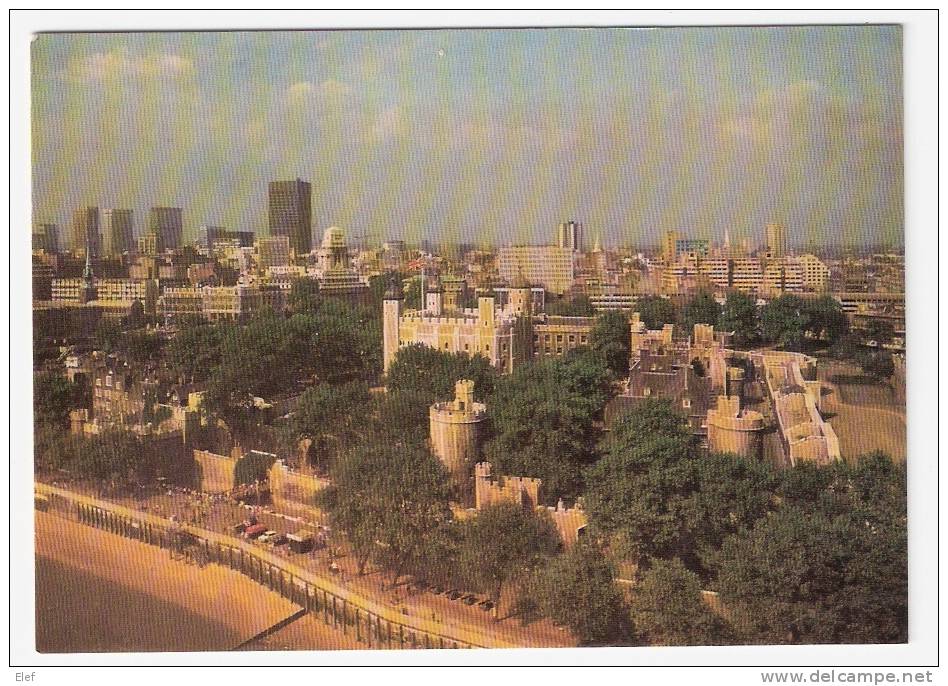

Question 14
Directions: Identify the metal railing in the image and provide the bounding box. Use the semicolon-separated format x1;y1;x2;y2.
36;483;486;650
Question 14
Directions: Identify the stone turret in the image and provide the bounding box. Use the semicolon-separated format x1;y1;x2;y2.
429;380;487;498
382;274;403;373
706;395;765;459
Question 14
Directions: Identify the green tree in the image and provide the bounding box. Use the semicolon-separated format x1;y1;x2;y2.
682;290;721;333
320;440;451;583
546;293;596;317
117;330;164;367
289;278;321;313
683;452;781;577
829;332;863;361
719;290;759;346
532;543;632;645
283;381;370;473
126;299;146;329
715;504;906;644
863;319;896;346
804;296;850;345
386;343;496;403
584;399;698;564
458;503;560;614
485;352;611;503
760;295;806;350
34;372;77;428
635;295;678;331
166;322;232;383
589;310;631;378
861;350;895;383
234;451;276;486
93;317;123;353
403;276;422;310
629;558;732;646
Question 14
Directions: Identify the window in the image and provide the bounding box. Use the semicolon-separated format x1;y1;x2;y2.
568;335;575;343
682;398;691;408
464;343;469;351
556;335;563;342
580;336;587;344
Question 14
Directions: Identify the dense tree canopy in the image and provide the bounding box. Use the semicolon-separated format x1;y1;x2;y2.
635;295;678;331
861;350;896;383
681;291;721;334
719;290;759;346
589;310;632;378
386;343;496;404
485;351;612;503
34;372;79;428
545;293;596;317
532;542;632;645
630;558;732;646
319;439;452;583
863;319;896;345
760;295;807;350
457;502;560;612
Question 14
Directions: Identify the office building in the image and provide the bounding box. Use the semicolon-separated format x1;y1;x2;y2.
32;223;60;254
557;220;584;253
766;223;788;259
71;207;101;257
199;225;255;251
269;178;312;256
257;235;291;270
101;209;134;256
497;245;575;294
148;207;183;252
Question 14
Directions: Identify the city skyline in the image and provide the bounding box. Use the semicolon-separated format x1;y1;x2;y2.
33;27;902;250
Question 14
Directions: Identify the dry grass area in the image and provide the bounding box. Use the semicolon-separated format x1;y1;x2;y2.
34;511;353;653
819;360;906;463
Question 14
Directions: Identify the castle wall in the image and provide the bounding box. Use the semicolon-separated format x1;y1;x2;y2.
269;460;330;516
542;504;589;548
193;449;236;493
473;462;541;510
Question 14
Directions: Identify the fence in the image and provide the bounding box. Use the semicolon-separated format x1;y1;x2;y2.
36;483;483;650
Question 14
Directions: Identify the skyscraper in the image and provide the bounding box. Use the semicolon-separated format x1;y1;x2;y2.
556;220;584;253
71;207;100;257
766;223;788;259
101;209;134;256
269;179;312;256
661;229;680;263
32;223;60;254
148;207;183;252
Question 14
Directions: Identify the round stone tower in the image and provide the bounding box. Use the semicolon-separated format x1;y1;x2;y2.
429;380;487;496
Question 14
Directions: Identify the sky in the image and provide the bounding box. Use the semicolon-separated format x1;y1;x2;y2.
32;26;903;250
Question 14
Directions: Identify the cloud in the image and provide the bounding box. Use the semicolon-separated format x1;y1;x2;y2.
286;78;352;102
62;50;194;82
369;105;406;142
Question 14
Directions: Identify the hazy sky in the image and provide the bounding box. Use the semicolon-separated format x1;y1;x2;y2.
32;26;902;250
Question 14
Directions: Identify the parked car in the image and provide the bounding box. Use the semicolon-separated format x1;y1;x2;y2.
462;595;478;606
257;530;278;544
477;600;494;612
243;524;267;539
447;589;463;600
269;533;288;546
288;532;314;554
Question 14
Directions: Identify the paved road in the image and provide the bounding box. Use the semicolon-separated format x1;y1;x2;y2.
36;482;570;650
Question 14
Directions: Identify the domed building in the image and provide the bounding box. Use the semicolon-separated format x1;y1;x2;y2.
314;226;369;302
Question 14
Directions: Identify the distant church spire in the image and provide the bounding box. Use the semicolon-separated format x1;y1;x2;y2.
80;234;97;304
